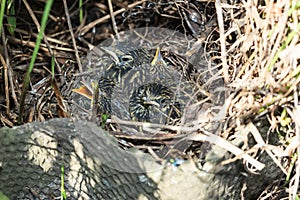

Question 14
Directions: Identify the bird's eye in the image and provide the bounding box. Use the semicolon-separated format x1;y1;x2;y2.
120;55;134;63
147;2;155;9
189;11;201;24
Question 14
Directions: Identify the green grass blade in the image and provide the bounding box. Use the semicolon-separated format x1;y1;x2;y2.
79;0;83;23
61;165;67;200
18;0;54;123
7;0;16;36
0;0;6;36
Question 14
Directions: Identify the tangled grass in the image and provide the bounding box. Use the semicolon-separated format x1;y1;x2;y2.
217;0;300;198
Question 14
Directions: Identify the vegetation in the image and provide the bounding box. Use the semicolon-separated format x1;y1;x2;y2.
0;0;299;199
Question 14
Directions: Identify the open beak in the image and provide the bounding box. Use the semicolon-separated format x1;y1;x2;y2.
143;100;160;107
151;47;167;66
72;81;98;100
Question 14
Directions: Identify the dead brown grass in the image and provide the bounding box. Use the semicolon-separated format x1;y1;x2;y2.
217;0;300;199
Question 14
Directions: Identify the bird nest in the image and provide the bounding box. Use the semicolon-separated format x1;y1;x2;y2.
0;0;299;198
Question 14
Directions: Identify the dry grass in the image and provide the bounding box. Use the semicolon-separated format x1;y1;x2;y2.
217;0;300;198
0;0;299;198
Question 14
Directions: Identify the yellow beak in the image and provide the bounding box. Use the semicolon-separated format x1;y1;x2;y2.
151;47;167;66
